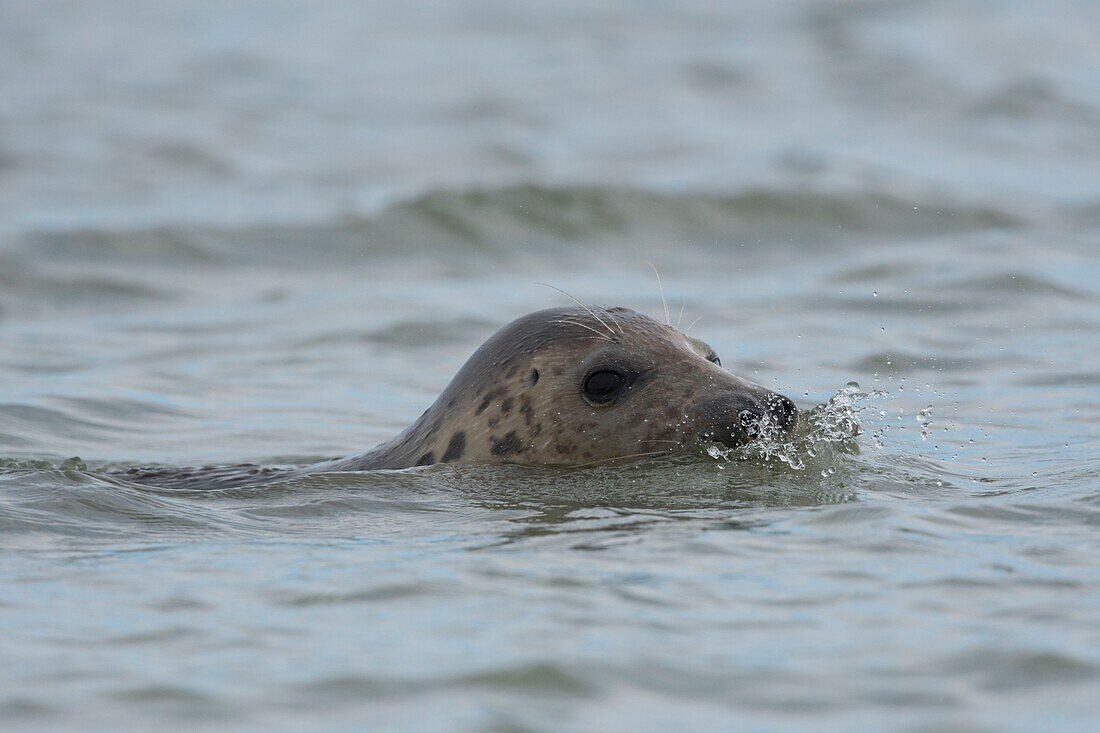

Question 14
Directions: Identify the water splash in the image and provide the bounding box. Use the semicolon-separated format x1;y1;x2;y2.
706;382;890;473
917;405;933;441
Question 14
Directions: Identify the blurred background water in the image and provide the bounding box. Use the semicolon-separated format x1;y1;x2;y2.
2;1;1100;731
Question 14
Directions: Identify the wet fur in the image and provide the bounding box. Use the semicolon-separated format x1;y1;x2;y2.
313;305;793;471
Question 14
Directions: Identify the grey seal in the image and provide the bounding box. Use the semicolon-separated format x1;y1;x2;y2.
118;305;796;488
318;304;796;470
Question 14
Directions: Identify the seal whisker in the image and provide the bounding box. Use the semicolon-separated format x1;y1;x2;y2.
570;449;674;468
550;319;615;342
536;283;618;338
602;307;626;336
647;262;671;326
685;317;702;335
676;300;687;330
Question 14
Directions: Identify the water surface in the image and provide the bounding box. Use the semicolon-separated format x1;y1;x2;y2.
2;1;1100;731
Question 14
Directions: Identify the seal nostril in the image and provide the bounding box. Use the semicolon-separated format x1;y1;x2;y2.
767;394;798;429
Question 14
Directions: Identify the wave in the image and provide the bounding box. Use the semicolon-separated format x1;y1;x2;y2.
11;185;1024;268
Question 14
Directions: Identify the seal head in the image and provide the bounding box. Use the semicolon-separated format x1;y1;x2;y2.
332;305;797;469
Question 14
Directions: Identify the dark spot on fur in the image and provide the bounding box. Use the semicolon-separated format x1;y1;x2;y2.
491;431;523;457
501;397;514;414
416;452;435;466
552;367;564;377
442;432;466;462
519;396;534;426
554;442;576;456
488;415;499;428
476;388;506;415
533;422;543;436
528;369;540;386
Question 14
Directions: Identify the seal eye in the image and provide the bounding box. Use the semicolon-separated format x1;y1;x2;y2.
583;369;627;404
707;353;721;367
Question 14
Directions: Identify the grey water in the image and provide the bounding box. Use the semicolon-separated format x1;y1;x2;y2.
3;1;1100;731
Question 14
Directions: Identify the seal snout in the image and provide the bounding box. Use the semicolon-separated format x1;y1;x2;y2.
697;387;798;448
766;393;799;432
